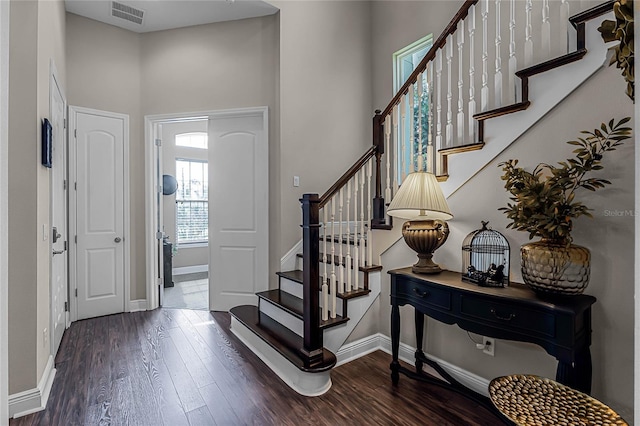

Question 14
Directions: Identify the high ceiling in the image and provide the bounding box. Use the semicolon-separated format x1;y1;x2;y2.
65;0;279;33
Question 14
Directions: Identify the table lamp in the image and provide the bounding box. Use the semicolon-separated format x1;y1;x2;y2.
387;172;453;274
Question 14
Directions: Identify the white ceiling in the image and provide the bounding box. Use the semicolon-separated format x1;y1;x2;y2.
65;0;279;33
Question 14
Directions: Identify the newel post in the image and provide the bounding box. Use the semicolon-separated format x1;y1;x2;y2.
372;110;386;226
300;193;323;365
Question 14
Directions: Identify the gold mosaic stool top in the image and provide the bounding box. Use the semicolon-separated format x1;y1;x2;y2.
488;374;628;426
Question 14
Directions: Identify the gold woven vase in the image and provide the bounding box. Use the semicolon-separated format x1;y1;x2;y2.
520;239;591;295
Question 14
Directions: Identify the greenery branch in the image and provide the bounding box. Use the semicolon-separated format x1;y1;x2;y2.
499;118;632;242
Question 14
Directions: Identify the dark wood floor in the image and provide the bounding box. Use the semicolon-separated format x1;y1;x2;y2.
10;309;502;425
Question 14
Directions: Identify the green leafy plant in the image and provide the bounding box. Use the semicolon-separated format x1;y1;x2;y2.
499;118;632;241
598;0;634;101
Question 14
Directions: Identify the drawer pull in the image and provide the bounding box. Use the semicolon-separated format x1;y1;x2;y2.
490;308;516;321
412;288;430;298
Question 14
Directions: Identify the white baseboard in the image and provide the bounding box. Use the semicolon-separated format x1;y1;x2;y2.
172;265;208;275
9;355;56;418
336;333;490;397
129;299;148;312
280;239;302;272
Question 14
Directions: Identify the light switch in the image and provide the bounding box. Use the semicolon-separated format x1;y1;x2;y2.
293;176;300;187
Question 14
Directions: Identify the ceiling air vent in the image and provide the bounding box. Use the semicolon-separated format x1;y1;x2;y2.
111;1;144;25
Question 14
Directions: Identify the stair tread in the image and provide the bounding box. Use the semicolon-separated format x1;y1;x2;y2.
277;270;375;298
230;305;336;372
296;253;383;272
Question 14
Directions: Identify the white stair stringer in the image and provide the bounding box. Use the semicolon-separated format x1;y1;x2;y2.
440;15;613;198
230;317;332;397
323;271;381;354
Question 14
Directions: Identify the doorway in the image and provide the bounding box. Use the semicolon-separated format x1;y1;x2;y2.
145;107;269;312
159;119;210;310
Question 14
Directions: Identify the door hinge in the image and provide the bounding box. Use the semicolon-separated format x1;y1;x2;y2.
74;182;77;191
64;301;68;311
74;235;77;244
155;138;162;147
64;241;68;251
63;118;67;129
75;288;78;297
63;180;68;190
74;129;77;138
156;231;163;240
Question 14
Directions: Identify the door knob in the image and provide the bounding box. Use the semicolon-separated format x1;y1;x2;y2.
52;249;64;256
114;237;122;243
52;226;62;243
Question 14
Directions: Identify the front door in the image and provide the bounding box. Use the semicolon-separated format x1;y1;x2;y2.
50;69;67;355
208;109;268;311
73;108;127;320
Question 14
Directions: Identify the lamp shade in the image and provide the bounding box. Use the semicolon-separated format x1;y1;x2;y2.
387;172;453;221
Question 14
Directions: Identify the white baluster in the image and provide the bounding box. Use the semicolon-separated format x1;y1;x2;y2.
359;168;366;267
457;21;465;142
323;207;328;283
481;0;489;111
367;159;373;267
541;0;551;60
353;174;359;290
494;0;503;107
445;35;453;147
524;0;533;67
330;198;336;319
417;75;424;172
508;0;518;103
392;105;400;197
346;180;352;292
408;84;415;172
338;188;344;294
400;95;407;181
435;48;443;176
560;0;570;55
468;4;477;142
427;62;434;173
384;115;392;205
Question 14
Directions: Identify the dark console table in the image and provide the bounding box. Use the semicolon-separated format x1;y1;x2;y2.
389;268;596;396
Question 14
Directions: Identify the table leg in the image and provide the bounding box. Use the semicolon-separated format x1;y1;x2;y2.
415;309;425;374
391;304;400;384
555;347;592;394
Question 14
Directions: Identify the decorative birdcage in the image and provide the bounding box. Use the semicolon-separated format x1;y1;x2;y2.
462;221;510;287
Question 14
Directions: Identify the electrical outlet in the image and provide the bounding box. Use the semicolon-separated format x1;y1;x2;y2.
483;337;495;356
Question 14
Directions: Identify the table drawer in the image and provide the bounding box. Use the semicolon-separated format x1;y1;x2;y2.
395;279;451;312
459;295;556;338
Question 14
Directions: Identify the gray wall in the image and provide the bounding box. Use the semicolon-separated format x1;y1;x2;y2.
8;0;66;395
66;13;144;299
272;0;373;269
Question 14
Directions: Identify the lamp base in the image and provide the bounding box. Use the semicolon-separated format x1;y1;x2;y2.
412;253;442;274
402;220;450;275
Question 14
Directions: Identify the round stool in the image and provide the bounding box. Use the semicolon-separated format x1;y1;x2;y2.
489;374;628;426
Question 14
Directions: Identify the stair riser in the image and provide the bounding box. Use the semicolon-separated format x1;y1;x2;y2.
280;272;369;302
259;290;346;329
295;254;371;273
260;298;304;337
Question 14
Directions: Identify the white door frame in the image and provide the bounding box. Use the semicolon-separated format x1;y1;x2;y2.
48;60;68;354
144;107;268;310
68;106;131;322
0;0;9;421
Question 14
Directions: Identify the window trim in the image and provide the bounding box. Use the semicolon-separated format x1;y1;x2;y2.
393;33;434;92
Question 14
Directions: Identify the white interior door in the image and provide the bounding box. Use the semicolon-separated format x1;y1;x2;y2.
208;108;268;311
74;110;126;320
50;67;67;355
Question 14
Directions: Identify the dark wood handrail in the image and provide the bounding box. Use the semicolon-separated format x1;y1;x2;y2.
569;0;614;28
319;146;377;208
380;0;478;119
